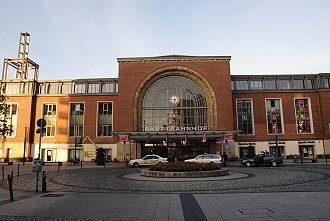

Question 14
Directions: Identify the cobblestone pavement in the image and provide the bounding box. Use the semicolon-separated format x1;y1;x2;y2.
0;163;329;221
1;164;330;193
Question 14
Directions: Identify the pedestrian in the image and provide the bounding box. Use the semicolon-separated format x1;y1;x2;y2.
223;152;228;167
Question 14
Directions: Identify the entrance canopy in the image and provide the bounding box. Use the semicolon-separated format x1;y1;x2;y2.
113;130;240;143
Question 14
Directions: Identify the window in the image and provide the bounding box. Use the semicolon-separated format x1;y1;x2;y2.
74;83;86;93
278;79;290;90
306;79;314;89
61;83;72;94
235;80;248;90
88;83;100;93
323;77;330;88
264;80;276;90
3;103;18;137
98;102;113;136
5;83;20;94
142;76;208;131
293;79;304;89
43;104;56;136
266;99;283;134
38;83;46;94
102;83;114;93
236;99;254;134
69;103;84;137
295;99;312;133
250;80;263;90
47;83;59;94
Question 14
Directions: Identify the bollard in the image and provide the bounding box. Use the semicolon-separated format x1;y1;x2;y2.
35;172;39;192
17;164;20;176
42;171;47;192
2;166;4;181
80;160;82;169
8;174;13;201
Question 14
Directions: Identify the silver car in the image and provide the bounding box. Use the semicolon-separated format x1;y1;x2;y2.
129;155;168;168
185;153;222;165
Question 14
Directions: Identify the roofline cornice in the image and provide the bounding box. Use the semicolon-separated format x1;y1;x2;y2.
117;55;231;63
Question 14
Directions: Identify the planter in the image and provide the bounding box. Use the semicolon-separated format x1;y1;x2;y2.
141;169;228;178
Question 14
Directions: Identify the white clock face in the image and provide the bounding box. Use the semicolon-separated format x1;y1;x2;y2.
170;95;180;104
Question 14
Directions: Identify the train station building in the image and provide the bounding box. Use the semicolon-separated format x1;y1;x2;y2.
1;33;330;163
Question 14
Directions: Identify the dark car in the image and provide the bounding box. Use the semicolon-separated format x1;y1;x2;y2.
241;154;283;167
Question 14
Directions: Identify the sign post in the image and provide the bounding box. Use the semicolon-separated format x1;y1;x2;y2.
36;118;46;159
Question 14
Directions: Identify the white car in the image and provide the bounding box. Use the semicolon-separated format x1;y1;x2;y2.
129;155;168;168
185;154;222;165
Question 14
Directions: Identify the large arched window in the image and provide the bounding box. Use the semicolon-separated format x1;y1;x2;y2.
142;76;208;131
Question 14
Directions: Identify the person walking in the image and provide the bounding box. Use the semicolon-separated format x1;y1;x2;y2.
223;152;229;167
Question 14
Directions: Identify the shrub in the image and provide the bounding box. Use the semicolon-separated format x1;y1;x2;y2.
149;162;220;172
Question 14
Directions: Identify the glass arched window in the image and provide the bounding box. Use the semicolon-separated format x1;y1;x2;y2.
142;76;208;131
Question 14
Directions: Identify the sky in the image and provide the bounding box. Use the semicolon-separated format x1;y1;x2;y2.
0;0;329;80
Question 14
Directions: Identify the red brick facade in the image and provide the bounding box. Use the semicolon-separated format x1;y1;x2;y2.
1;55;330;162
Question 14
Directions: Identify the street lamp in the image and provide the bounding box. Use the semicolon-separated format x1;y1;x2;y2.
270;115;279;156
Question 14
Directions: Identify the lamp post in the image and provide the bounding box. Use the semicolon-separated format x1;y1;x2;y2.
270;115;279;156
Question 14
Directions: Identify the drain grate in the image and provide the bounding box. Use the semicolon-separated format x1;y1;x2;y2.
41;194;66;197
239;208;275;215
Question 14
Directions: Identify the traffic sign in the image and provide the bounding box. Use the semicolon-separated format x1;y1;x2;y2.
36;128;46;134
37;118;47;127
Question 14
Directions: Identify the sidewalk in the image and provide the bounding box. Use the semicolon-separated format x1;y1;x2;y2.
0;191;329;220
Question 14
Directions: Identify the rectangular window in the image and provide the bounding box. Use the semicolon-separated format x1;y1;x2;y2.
264;80;276;90
4;103;18;137
306;79;314;89
250;80;263;90
295;98;312;134
5;83;20;94
69;103;84;137
38;83;46;94
101;83;114;93
47;83;59;94
324;77;330;88
61;83;72;94
265;99;283;134
235;80;248;90
278;79;290;90
43;104;56;136
97;102;113;136
88;83;100;93
236;99;254;134
293;79;304;89
74;83;86;93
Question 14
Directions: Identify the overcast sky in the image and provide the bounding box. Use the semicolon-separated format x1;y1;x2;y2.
1;0;329;80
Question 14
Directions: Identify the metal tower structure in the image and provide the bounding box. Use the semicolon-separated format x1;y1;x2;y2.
2;32;39;81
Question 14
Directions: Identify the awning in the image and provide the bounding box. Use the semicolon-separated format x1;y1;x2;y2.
112;130;241;143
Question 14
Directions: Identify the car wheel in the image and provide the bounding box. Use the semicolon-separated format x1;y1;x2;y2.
246;161;252;167
209;161;215;165
133;162;139;168
271;161;278;167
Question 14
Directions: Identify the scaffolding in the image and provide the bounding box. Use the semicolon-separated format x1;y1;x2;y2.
2;32;39;81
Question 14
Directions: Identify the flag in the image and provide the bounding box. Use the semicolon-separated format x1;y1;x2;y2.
202;132;207;142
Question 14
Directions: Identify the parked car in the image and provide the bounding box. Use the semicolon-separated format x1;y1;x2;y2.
241;154;283;167
185;153;222;165
129;155;168;168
